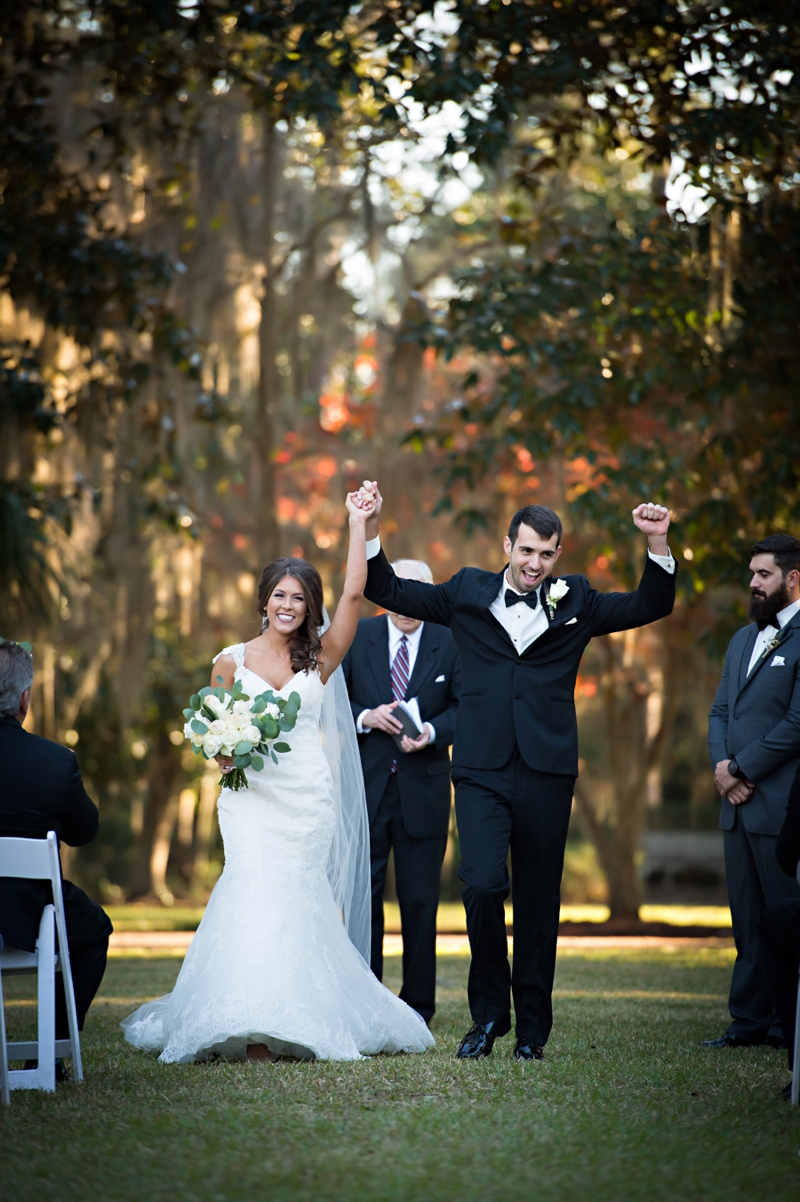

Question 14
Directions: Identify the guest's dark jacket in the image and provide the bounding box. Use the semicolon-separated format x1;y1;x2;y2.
342;617;461;839
365;549;676;776
709;611;800;836
0;715;106;952
777;764;800;877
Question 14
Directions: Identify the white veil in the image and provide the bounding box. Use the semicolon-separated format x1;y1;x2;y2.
318;610;371;963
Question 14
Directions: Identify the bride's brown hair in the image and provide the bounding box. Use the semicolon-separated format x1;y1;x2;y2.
257;557;324;674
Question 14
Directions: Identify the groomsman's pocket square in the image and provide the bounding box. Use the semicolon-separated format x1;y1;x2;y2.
435;674;446;682
771;655;786;666
565;617;578;626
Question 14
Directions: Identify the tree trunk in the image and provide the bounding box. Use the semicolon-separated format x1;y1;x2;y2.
128;730;183;899
255;113;280;565
573;624;687;922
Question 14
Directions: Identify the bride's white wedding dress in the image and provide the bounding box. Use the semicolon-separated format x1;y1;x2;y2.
121;644;434;1063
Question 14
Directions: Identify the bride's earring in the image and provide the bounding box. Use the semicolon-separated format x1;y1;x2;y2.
261;611;269;631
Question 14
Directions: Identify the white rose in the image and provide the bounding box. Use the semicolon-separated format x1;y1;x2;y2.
549;579;570;602
264;703;280;721
232;700;251;715
204;738;221;758
204;694;228;718
209;719;227;736
244;724;262;744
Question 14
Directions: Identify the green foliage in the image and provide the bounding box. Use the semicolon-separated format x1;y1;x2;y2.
408;1;800;203
421;191;800;591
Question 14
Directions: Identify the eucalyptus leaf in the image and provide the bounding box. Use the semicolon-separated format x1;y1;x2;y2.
234;740;253;756
273;741;291;753
233;754;251;768
191;719;208;734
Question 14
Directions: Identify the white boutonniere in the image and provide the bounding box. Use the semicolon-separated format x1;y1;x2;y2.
546;578;569;618
761;630;783;660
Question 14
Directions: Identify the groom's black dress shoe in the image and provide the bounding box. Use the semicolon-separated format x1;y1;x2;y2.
700;1033;772;1049
456;1020;509;1059
513;1039;544;1062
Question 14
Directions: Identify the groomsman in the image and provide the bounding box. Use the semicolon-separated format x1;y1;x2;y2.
359;486;676;1061
342;559;461;1023
706;533;800;1049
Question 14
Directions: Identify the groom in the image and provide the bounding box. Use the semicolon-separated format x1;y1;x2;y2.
359;487;676;1061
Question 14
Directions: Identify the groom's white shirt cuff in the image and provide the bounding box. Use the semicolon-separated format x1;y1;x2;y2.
366;535;381;559
648;548;676;573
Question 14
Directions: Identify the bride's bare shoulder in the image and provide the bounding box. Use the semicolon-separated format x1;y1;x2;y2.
211;651;236;689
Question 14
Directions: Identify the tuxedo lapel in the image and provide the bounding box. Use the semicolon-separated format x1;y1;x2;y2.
738;619;797;697
366;618;394;701
406;624;438;697
736;627;758;693
479;568;517;652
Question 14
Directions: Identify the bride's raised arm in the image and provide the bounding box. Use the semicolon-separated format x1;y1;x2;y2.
318;489;375;684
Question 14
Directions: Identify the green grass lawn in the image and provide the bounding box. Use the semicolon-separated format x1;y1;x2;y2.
2;948;797;1202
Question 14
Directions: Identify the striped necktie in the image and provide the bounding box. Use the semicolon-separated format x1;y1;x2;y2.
391;635;410;701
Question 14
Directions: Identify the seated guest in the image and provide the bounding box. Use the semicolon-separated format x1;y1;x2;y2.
0;639;112;1079
342;559;461;1024
758;763;800;1099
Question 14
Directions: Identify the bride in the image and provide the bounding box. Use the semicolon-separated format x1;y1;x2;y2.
121;490;434;1063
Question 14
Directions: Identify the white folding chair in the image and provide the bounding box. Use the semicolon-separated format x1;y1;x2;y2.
787;865;792;1105
0;831;83;1092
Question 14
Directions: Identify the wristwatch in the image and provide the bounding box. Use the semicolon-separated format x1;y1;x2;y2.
728;759;743;779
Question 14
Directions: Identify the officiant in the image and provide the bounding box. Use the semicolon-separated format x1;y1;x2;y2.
342;559;461;1024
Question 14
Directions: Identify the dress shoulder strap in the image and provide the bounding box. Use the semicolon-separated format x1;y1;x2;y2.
212;642;245;670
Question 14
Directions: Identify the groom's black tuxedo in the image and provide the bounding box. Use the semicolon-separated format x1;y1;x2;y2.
365;548;677;1045
343;617;461;1020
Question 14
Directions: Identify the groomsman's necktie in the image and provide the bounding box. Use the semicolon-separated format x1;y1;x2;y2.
505;588;538;610
389;635;410;774
391;635;410;701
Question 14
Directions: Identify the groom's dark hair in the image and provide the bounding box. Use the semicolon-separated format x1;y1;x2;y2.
508;505;562;547
750;533;800;577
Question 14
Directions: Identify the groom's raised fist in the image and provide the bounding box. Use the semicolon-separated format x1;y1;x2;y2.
632;502;670;536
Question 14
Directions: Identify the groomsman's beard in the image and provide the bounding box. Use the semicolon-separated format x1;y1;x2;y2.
749;582;790;630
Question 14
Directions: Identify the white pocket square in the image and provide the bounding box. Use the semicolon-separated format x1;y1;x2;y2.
435;674;445;682
565;617;578;626
771;655;786;666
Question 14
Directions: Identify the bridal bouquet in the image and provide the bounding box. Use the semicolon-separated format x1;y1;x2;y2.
183;677;301;791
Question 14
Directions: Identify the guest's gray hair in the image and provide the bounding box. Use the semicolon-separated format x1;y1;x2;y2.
391;558;434;584
0;642;34;718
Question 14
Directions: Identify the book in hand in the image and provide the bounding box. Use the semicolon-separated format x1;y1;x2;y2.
390;699;424;750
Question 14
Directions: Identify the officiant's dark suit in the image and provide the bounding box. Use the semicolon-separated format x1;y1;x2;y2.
342;614;461;1021
0;716;112;1040
365;516;676;1054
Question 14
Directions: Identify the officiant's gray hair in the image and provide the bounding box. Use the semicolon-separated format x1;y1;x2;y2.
0;641;34;718
391;558;434;584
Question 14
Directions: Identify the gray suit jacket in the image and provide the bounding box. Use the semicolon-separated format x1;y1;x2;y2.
708;613;800;834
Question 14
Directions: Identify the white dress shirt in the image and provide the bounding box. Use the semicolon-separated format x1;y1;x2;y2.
490;550;676;655
366;536;675;661
356;613;435;742
747;597;800;676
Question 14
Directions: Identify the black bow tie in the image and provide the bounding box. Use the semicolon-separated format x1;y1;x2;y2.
505;588;538;610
